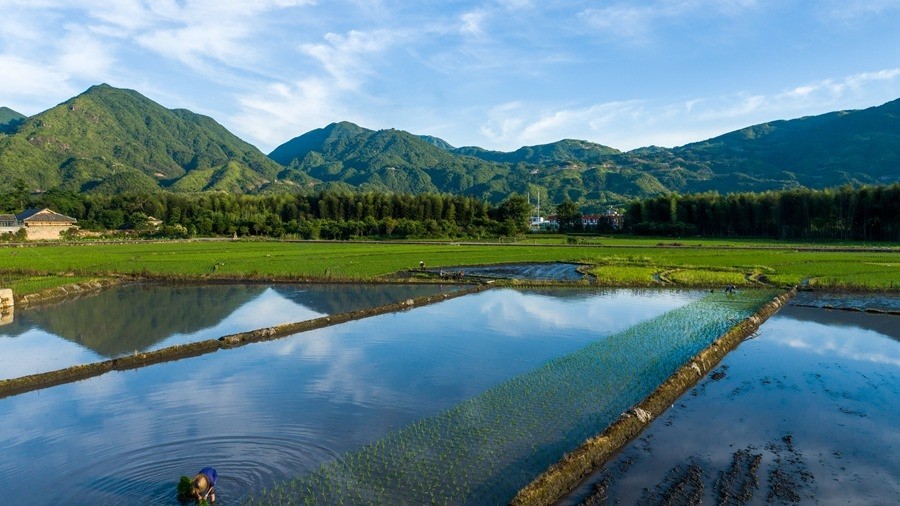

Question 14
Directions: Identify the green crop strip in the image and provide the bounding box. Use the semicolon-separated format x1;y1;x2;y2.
1;240;896;293
243;290;781;505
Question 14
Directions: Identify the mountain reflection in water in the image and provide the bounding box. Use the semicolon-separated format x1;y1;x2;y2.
0;283;455;378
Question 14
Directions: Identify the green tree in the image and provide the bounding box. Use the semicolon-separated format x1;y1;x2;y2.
494;194;531;235
555;199;582;232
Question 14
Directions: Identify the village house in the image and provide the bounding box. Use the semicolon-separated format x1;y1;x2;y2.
0;214;19;230
545;209;625;231
14;208;78;240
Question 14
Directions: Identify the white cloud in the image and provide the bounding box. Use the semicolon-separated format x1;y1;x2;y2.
231;77;359;152
579;0;759;42
475;67;900;150
231;27;401;150
0;55;75;111
822;0;900;20
479;99;650;149
460;10;488;36
694;68;900;122
300;29;397;89
58;27;115;79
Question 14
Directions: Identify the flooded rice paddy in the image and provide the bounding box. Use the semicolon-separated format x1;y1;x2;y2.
0;283;455;379
0;286;703;504
563;293;900;505
2;284;894;505
437;262;588;282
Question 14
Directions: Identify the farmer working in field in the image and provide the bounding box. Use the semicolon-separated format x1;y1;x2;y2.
190;467;217;503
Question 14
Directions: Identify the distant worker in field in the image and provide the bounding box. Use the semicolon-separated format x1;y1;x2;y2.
419;261;425;270
190;467;217;504
724;284;736;294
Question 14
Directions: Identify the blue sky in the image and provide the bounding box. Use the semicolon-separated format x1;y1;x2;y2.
2;1;899;154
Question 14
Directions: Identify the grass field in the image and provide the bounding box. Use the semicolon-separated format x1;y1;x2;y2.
0;237;897;295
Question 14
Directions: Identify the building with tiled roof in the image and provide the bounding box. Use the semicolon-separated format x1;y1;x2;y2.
0;214;17;227
14;208;78;240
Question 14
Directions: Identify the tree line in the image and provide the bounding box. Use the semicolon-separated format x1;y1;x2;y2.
0;189;533;240
1;183;897;241
625;184;900;241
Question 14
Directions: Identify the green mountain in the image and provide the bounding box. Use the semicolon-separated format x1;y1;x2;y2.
268;123;669;205
2;83;897;208
270;99;900;206
0;84;315;194
270;122;517;201
454;139;621;164
665;98;900;189
0;107;26;134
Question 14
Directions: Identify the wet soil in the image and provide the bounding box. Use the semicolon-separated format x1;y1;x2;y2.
435;262;590;282
561;301;900;505
791;291;900;314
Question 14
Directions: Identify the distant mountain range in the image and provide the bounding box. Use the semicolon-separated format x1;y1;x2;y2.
1;84;898;207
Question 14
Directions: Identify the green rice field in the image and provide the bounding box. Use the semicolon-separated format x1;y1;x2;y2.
0;238;897;294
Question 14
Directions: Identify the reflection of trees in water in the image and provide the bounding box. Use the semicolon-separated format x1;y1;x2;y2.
19;284;263;357
272;284;453;315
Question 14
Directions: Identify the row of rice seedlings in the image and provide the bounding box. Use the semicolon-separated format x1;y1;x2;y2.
0;274;101;295
589;264;659;285
666;268;749;286
244;289;781;506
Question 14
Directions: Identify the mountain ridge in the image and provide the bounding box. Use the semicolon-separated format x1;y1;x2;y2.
1;83;897;208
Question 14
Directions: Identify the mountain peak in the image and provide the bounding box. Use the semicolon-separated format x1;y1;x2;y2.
0;84;296;194
0;106;26;133
269;121;373;164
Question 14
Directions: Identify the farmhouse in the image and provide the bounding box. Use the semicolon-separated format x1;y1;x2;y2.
15;208;78;240
545;209;625;231
0;214;23;239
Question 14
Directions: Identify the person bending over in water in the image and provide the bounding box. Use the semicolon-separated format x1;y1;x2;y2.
191;467;217;504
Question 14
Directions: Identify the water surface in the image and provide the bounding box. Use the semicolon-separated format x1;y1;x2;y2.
0;288;701;504
0;283;454;379
563;296;900;505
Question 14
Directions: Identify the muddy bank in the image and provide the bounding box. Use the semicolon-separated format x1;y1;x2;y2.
432;262;592;282
511;288;796;506
15;278;124;308
0;283;492;399
791;290;900;314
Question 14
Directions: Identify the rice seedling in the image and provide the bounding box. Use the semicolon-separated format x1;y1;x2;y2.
242;290;782;505
1;239;896;292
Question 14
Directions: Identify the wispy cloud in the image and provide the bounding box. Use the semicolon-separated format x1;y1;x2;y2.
821;0;900;21
460;10;489;36
694;68;900;121
231;26;401;150
579;0;759;43
300;29;398;89
0;55;76;110
475;67;900;150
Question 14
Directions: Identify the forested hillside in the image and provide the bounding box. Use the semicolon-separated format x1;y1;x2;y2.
0;107;25;134
1;84;898;209
0;85;314;194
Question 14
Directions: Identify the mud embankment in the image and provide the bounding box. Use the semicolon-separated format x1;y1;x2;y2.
511;288;796;506
0;283;492;399
15;278;125;308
